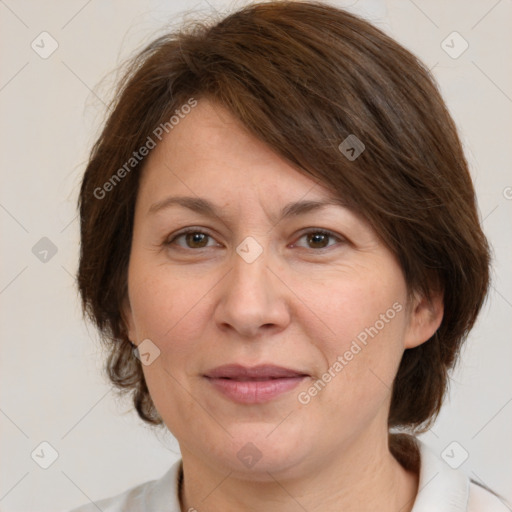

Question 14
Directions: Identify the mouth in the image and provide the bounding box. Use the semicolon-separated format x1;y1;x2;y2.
203;364;309;404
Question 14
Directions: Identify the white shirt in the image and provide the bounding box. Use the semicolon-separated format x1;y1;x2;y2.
69;440;509;511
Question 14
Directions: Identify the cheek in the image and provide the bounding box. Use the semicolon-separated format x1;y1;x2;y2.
128;259;211;343
129;265;213;436
127;261;220;398
301;269;407;408
303;268;407;351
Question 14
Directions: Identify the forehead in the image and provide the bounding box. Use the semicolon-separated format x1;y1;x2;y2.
137;98;342;211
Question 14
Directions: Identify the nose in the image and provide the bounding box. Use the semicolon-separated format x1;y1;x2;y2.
213;242;291;339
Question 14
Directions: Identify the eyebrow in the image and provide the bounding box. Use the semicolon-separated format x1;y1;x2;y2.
147;195;348;222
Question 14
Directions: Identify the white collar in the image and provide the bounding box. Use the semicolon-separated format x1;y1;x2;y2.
411;439;470;511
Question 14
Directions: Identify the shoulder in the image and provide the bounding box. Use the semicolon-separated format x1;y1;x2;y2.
467;480;511;511
410;438;510;511
68;459;182;512
68;480;150;512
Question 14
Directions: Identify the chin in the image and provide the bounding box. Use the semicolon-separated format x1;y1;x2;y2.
204;426;313;480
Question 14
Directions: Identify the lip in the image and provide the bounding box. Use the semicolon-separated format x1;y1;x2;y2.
204;364;309;404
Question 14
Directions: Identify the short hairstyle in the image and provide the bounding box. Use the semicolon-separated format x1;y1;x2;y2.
77;0;490;461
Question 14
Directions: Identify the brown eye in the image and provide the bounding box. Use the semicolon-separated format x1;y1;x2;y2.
294;230;342;250
307;232;330;249
184;232;209;248
166;229;217;249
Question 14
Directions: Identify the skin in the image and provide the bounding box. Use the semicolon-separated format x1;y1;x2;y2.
123;98;444;512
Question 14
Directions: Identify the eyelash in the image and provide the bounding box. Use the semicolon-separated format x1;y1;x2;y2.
164;227;345;252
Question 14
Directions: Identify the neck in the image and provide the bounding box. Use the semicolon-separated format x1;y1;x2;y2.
178;431;419;512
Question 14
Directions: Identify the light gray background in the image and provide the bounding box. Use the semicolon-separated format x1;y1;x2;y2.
0;1;511;510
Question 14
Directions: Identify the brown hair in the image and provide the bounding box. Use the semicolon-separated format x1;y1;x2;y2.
77;0;490;461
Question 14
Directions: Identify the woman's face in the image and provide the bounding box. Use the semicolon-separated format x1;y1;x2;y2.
124;98;441;479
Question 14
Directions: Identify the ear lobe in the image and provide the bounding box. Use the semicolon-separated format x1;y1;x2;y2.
404;289;444;349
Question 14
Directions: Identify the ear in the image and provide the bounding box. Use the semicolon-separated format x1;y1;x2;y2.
121;295;137;345
404;288;444;349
